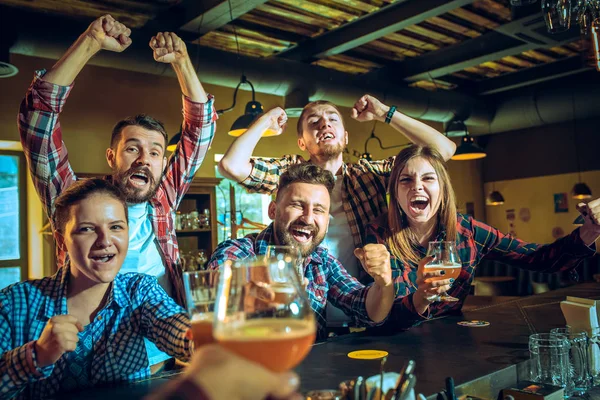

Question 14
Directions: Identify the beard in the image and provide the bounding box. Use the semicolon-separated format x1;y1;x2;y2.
273;218;324;258
112;166;160;204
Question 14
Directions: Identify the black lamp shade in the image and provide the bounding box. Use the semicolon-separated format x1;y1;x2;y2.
445;120;467;137
486;190;505;206
228;100;281;137
166;132;181;152
572;182;592;200
451;136;487;160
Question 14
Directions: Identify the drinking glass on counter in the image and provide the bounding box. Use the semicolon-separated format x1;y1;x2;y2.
529;333;571;390
183;270;219;349
424;241;461;302
550;327;592;395
213;258;316;372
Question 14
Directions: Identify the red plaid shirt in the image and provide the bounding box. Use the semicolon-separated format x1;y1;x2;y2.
365;213;596;329
18;70;217;307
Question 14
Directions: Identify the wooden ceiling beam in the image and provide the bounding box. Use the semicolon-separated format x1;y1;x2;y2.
275;0;475;62
144;0;268;38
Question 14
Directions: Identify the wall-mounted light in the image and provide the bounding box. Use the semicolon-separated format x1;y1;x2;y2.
360;127;409;161
447;120;486;161
486;190;505;206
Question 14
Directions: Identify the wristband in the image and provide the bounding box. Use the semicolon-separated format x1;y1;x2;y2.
385;105;396;124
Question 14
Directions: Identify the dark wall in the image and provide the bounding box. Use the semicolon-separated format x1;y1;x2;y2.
482;117;600;182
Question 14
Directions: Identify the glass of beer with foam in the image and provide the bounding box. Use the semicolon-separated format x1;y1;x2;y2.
213;258;316;373
183;270;219;349
424;241;461;302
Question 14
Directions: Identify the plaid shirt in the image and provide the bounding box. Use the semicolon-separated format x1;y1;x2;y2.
239;155;395;248
366;213;597;329
207;224;378;339
0;267;192;399
18;70;217;307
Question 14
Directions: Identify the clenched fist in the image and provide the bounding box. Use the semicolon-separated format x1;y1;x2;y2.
35;315;83;367
354;244;392;288
351;94;391;123
84;15;132;53
259;107;288;135
150;32;188;65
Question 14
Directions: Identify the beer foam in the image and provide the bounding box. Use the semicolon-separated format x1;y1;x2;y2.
424;262;461;269
192;312;214;322
215;318;315;341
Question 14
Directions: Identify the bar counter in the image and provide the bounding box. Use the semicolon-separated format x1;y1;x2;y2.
63;283;600;399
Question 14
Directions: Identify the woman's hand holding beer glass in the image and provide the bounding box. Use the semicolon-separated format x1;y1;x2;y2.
412;255;454;314
183;270;219;349
213;257;316;373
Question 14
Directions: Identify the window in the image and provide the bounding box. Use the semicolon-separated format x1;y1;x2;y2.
0;151;27;289
214;155;271;242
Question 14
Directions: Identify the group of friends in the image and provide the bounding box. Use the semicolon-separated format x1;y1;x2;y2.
1;14;599;400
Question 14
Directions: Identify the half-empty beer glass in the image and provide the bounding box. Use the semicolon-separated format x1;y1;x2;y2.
213;258;316;372
183;270;219;349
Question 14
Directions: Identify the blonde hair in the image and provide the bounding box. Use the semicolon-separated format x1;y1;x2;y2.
387;145;457;265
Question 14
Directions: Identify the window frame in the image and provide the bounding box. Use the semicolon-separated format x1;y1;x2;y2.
0;150;28;282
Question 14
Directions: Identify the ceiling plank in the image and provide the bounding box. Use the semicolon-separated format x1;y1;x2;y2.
477;56;591;95
371;11;580;84
145;0;268;37
275;0;475;62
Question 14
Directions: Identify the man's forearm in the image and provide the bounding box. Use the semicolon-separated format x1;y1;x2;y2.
365;283;394;323
218;117;270;182
172;57;208;103
43;35;100;86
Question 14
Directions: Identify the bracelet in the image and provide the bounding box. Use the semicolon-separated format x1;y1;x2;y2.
385;105;396;124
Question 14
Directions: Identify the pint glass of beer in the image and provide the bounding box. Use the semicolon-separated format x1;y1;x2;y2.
424;241;461;302
213;258;316;373
183;270;219;349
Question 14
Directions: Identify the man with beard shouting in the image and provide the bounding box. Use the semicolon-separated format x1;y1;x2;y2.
207;164;394;339
18;15;216;371
218;98;455;331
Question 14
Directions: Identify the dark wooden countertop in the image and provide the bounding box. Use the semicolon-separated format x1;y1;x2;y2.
61;283;600;399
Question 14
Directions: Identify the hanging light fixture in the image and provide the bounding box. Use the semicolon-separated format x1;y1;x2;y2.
360;124;410;161
216;75;280;137
486;190;505;206
447;120;486;161
166;129;181;152
570;93;592;199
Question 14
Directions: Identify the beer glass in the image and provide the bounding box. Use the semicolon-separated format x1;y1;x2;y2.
183;270;219;349
550;327;592;395
265;245;303;280
213;258;316;372
424;241;461;302
529;333;571;389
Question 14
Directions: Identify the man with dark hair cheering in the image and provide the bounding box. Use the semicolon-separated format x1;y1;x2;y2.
18;15;217;371
208;164;395;339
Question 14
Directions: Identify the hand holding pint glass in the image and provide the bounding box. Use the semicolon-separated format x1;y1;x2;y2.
213;258;316;373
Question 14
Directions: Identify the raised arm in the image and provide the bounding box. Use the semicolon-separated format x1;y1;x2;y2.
18;15;131;227
44;15;131;85
150;32;217;207
150;32;207;103
351;94;456;161
218;107;287;182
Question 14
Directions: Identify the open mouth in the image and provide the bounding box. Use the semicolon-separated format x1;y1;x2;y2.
89;254;116;264
317;132;335;144
128;171;149;187
409;195;430;213
290;226;315;243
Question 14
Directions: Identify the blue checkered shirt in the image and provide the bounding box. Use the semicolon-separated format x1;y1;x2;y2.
0;267;192;399
207;224;378;339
